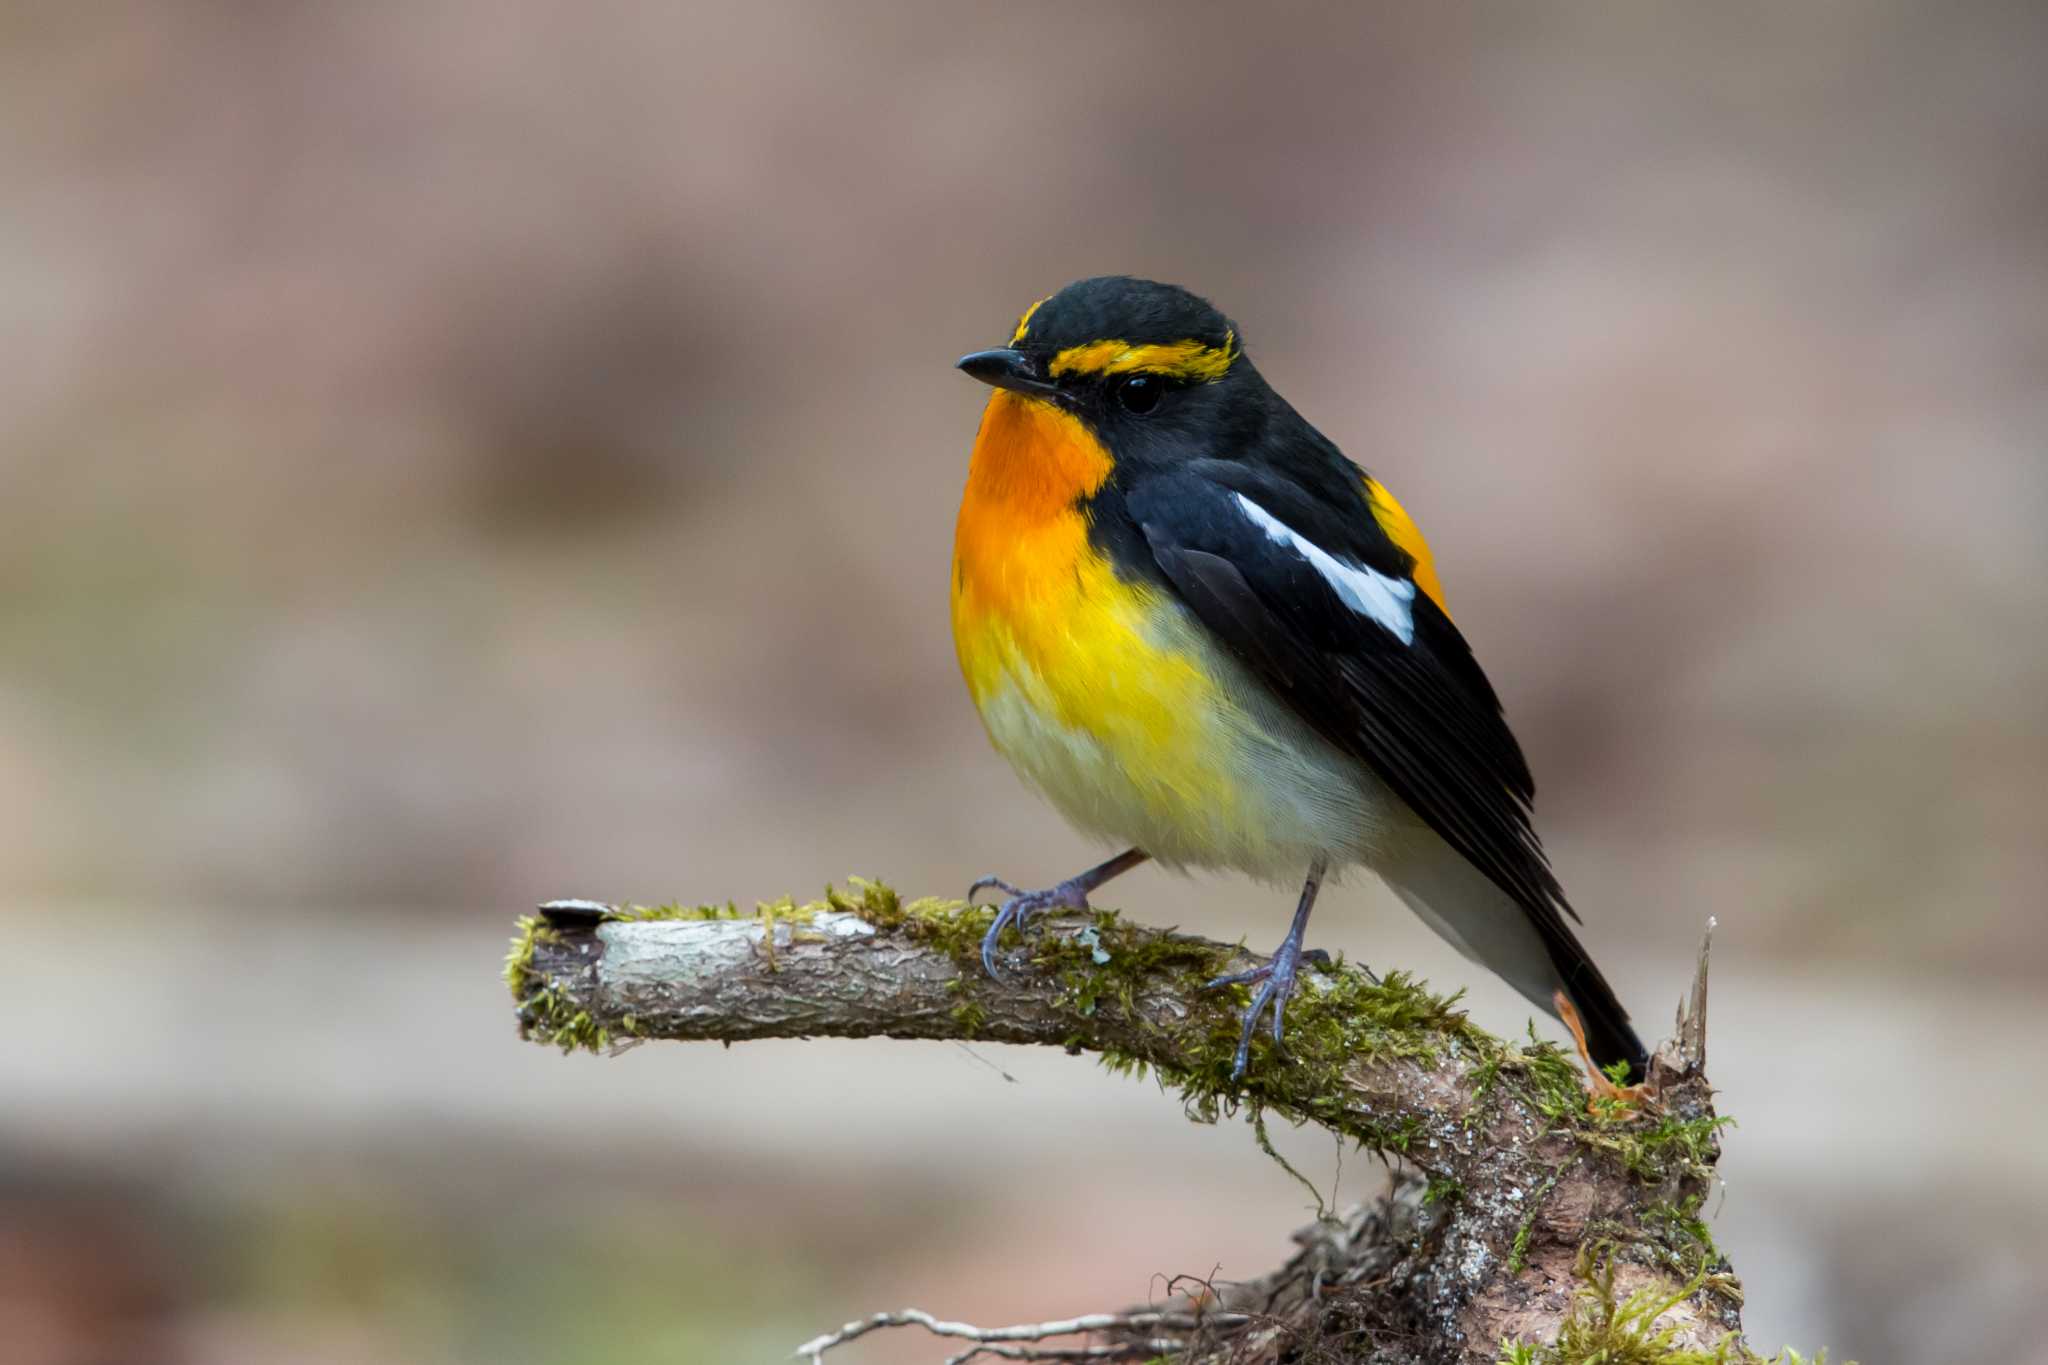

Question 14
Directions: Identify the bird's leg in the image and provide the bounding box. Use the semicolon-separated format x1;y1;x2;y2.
969;848;1150;977
1552;990;1652;1114
1206;857;1330;1080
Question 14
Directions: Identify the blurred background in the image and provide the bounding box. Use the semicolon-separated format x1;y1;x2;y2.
3;3;2044;1362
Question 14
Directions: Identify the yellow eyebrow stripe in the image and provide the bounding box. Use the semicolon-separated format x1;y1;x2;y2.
1048;332;1238;383
1010;295;1051;345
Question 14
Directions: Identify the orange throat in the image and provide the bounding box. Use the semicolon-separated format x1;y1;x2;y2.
951;392;1114;625
956;391;1112;528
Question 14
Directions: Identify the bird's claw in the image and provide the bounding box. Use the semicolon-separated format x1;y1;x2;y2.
970;875;1092;977
1206;947;1334;1081
1206;948;1331;989
966;875;1023;906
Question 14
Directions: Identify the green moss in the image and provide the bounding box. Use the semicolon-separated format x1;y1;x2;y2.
1497;1252;1843;1364
612;902;735;921
1455;1022;1613;1154
823;880;1489;1158
1091;953;1479;1154
1465;1052;1504;1114
505;914;608;1052
1583;1114;1737;1184
503;914;553;995
1251;1109;1337;1218
948;992;988;1037
1591;1197;1741;1312
1515;1026;1599;1123
1642;1195;1719;1262
517;985;617;1053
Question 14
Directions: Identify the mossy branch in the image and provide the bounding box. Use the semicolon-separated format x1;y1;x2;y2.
506;883;1800;1365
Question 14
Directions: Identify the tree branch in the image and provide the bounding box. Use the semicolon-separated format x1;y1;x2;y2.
507;883;1752;1364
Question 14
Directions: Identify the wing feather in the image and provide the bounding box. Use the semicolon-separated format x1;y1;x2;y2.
1112;442;1645;1077
1127;468;1575;932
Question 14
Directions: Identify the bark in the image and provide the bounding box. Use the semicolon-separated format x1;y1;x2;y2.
509;892;1743;1365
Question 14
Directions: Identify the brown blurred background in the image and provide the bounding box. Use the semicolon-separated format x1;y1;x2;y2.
3;3;2045;1362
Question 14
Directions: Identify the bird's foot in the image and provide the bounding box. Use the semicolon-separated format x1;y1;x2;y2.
968;874;1094;977
1206;944;1333;1081
1553;991;1653;1116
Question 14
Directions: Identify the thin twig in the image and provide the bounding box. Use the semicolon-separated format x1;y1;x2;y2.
943;1340;1186;1364
792;1307;1245;1361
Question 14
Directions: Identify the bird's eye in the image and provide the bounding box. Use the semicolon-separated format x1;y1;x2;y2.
1114;373;1165;415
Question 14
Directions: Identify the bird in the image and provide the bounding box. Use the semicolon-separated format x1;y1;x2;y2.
948;275;1649;1088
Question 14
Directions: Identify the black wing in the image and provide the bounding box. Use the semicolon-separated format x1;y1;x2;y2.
1124;460;1564;918
1119;460;1646;1075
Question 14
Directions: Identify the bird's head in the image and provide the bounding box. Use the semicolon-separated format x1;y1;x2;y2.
957;277;1270;466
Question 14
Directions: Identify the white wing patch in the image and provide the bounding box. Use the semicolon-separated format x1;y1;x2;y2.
1233;494;1417;644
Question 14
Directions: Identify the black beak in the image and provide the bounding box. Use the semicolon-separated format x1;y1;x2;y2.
956;347;1060;398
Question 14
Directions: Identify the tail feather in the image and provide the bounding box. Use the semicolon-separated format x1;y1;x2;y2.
1384;835;1648;1085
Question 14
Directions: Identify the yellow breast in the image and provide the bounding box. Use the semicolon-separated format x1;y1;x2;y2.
949;393;1392;875
949;393;1235;838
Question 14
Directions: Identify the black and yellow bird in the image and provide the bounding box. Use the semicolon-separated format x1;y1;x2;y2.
951;275;1647;1085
